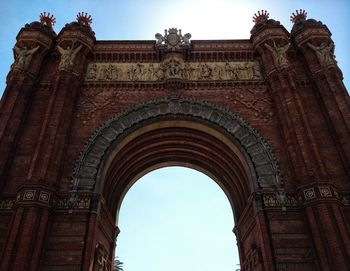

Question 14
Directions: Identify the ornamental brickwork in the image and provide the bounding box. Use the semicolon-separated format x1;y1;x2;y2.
0;10;349;271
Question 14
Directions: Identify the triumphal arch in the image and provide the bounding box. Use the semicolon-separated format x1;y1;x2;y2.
0;10;350;270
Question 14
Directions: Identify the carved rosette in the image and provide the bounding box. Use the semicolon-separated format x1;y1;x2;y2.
262;184;344;209
14;187;54;208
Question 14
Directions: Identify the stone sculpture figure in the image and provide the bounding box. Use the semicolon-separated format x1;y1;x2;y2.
212;64;224;80
162;57;183;78
224;62;233;80
307;42;336;67
128;64;144;81
103;64;119;80
13;45;40;70
146;63;159;81
182;62;194;80
57;44;82;70
155;33;165;46
182;33;192;46
86;63;98;80
240;62;261;80
252;62;262;79
198;63;212;80
239;63;250;80
231;64;240;80
264;40;290;67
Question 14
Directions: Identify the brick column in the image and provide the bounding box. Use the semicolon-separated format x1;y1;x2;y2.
291;17;350;178
27;20;95;186
0;21;55;188
290;15;350;270
301;185;350;270
0;187;54;270
249;11;350;269
0;17;95;270
251;18;327;187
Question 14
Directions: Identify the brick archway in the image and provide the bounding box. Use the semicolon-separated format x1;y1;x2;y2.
68;97;286;270
1;12;350;271
71;97;285;219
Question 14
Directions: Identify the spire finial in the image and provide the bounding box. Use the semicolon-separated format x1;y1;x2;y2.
252;10;269;25
290;9;307;24
39;12;56;27
76;12;93;27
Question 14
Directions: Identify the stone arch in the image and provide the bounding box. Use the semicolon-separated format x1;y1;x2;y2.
71;97;284;219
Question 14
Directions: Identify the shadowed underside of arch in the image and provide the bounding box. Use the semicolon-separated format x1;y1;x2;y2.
71;97;284;219
103;120;253;220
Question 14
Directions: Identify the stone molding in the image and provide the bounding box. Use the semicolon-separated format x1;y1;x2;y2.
71;97;283;198
0;193;91;211
1;187;350;211
15;187;53;208
262;184;348;209
93;40;252;51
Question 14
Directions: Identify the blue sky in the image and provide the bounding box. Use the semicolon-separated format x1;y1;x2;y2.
0;1;349;271
118;167;238;271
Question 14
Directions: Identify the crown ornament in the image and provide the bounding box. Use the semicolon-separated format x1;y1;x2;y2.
253;10;269;25
168;28;178;34
76;12;93;26
290;9;307;24
39;12;56;27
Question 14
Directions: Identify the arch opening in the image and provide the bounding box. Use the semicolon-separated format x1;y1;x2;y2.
117;166;240;271
102;119;253;222
70;98;285;271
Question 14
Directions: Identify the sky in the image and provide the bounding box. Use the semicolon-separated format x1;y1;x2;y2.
118;167;238;271
0;1;349;271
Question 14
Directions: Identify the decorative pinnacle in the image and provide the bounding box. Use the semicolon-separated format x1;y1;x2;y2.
39;12;56;27
290;9;307;24
252;10;269;25
76;12;93;26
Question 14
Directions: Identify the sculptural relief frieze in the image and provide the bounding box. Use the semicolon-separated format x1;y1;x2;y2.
85;60;262;82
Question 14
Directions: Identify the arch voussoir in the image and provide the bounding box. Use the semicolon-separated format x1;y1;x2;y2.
71;97;284;209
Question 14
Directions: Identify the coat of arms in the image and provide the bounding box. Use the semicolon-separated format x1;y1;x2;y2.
155;28;191;49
